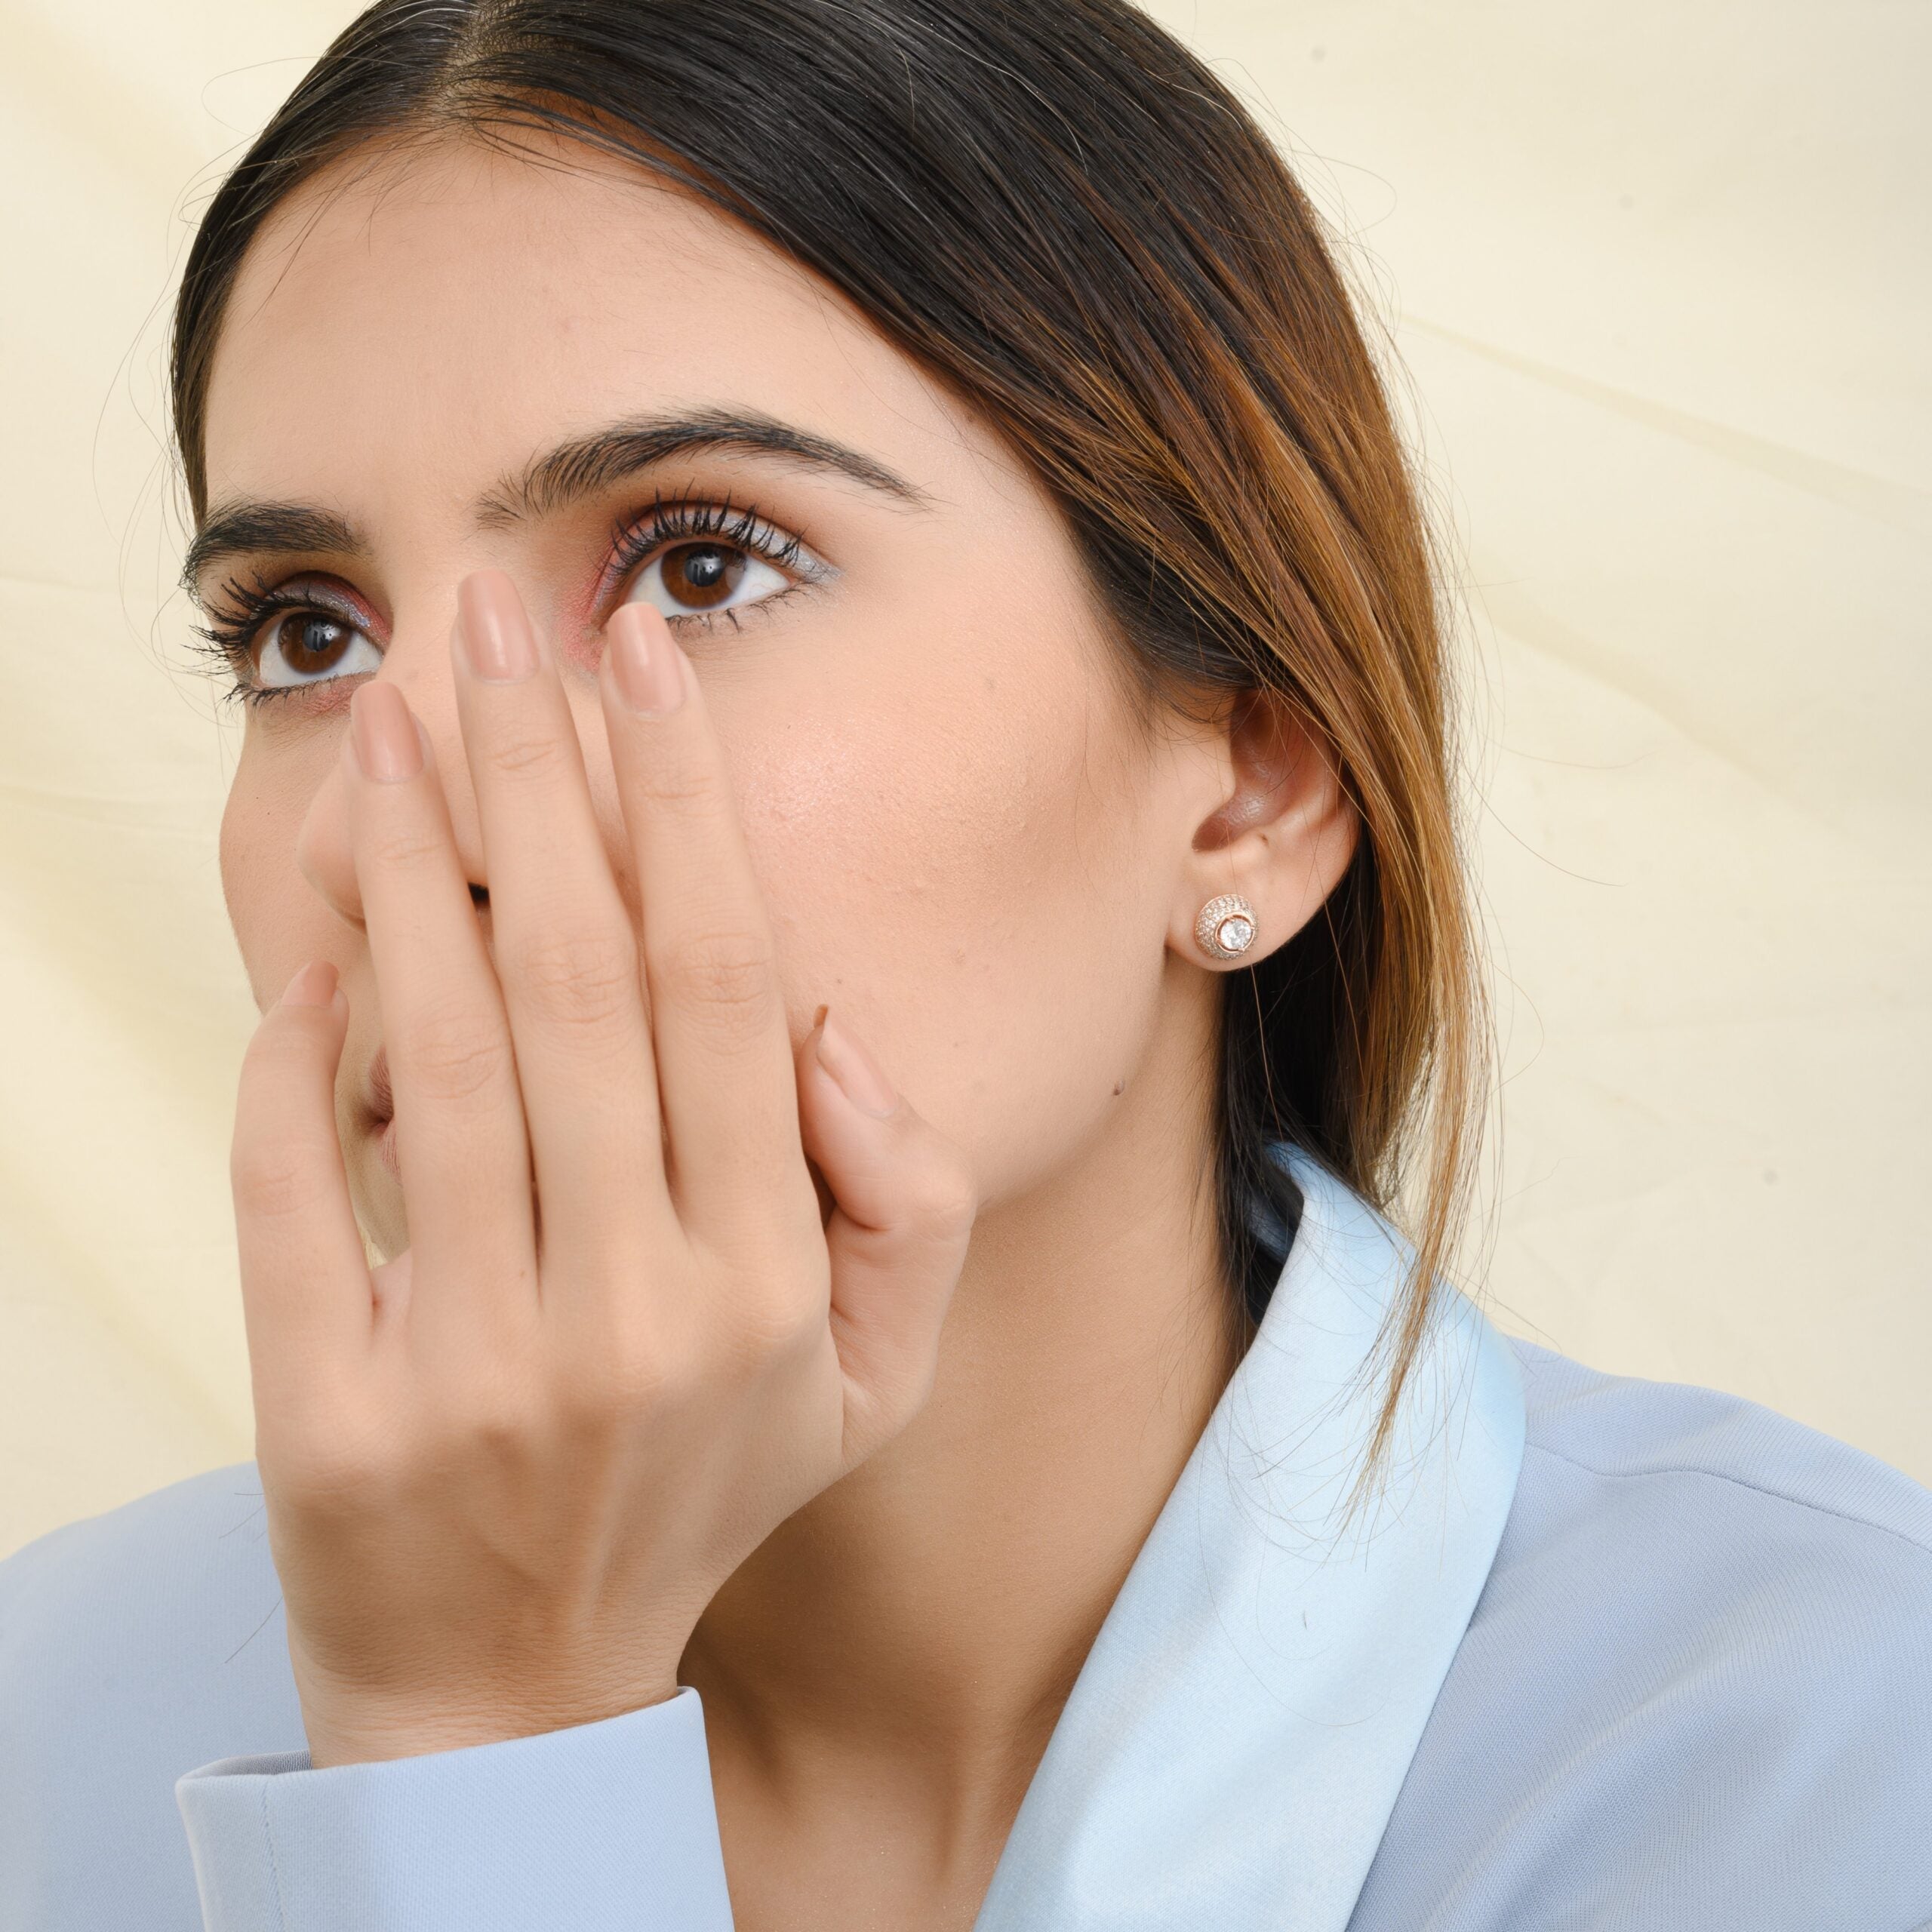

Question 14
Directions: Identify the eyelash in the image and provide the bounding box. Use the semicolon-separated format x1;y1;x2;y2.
184;494;814;711
604;490;808;609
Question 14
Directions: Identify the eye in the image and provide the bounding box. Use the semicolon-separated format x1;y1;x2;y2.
255;608;382;691
186;577;385;711
605;497;833;631
623;540;791;620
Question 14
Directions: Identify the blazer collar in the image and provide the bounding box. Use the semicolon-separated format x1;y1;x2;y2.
972;1143;1527;1930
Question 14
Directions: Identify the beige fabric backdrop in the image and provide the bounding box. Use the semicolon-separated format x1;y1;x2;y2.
2;0;1925;1559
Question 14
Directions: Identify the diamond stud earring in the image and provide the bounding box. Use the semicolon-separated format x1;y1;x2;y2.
1195;892;1259;961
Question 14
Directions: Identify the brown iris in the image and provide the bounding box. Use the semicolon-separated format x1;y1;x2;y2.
659;541;745;611
270;611;355;677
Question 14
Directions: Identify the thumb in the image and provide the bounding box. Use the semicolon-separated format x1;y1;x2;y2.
795;1005;977;1469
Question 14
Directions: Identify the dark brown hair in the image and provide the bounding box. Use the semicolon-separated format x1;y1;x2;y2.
170;0;1488;1504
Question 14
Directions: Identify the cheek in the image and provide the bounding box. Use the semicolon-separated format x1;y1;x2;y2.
732;624;1164;1188
219;754;316;1001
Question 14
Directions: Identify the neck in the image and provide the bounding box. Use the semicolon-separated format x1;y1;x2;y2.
680;1009;1248;1860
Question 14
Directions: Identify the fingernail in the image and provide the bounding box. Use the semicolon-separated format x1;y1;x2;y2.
350;682;423;783
609;605;687;715
281;959;339;1008
457;572;540;683
815;1008;900;1118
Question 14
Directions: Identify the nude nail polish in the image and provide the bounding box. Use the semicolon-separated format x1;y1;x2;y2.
457;572;540;682
350;683;423;783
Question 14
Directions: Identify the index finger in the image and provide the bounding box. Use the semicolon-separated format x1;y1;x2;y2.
229;962;373;1430
598;601;818;1252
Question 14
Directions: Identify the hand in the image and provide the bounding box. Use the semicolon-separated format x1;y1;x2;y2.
229;571;977;1769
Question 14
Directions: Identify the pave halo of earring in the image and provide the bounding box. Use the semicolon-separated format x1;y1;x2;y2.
1195;892;1259;963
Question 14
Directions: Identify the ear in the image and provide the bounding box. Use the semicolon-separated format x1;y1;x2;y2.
1171;687;1358;969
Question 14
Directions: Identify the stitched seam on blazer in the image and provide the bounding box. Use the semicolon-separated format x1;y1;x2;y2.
1521;1440;1932;1565
260;1781;291;1932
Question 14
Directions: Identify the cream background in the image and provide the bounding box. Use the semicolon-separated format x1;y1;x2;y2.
2;1;1925;1558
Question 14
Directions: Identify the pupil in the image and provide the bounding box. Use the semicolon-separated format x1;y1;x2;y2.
284;614;346;671
666;543;742;608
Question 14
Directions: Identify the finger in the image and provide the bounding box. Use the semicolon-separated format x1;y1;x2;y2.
796;1007;977;1469
599;601;817;1252
229;961;373;1431
451;572;669;1281
343;680;536;1336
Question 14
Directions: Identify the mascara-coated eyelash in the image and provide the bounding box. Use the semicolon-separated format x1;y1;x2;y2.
601;491;832;630
605;491;811;591
182;497;829;711
184;576;377;711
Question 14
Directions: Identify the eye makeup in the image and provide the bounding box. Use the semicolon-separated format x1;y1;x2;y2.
599;490;832;614
184;489;832;712
186;575;383;711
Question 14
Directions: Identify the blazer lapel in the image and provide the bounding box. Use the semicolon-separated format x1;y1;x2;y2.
972;1143;1527;1930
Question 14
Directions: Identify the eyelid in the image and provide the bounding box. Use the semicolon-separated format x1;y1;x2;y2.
202;571;383;644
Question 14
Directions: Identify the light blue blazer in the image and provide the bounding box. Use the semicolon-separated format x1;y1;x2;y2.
3;1146;1929;1930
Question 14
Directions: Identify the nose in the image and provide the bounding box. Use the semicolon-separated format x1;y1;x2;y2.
294;612;491;932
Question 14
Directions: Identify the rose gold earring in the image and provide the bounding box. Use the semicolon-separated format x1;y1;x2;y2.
1195;892;1259;961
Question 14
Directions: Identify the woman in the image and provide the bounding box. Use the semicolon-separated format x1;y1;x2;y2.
3;1;1927;1925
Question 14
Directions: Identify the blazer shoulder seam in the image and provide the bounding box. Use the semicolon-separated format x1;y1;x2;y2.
1521;1438;1932;1567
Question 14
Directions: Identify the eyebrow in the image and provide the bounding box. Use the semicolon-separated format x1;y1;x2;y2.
181;407;930;590
181;502;365;592
476;407;930;527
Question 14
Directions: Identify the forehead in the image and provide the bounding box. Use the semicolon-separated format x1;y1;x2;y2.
202;128;971;510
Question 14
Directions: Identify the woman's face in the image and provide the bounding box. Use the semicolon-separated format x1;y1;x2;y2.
203;131;1237;1260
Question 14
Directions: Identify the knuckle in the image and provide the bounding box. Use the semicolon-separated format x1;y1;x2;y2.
559;1307;697;1422
506;927;639;1032
914;1159;980;1235
756;1300;826;1368
723;1270;827;1371
637;758;717;818
561;1337;663;1423
426;1364;536;1463
408;1004;512;1106
232;1139;328;1225
657;925;777;1030
482;728;571;784
469;1383;540;1460
361;820;445;875
267;1414;391;1511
